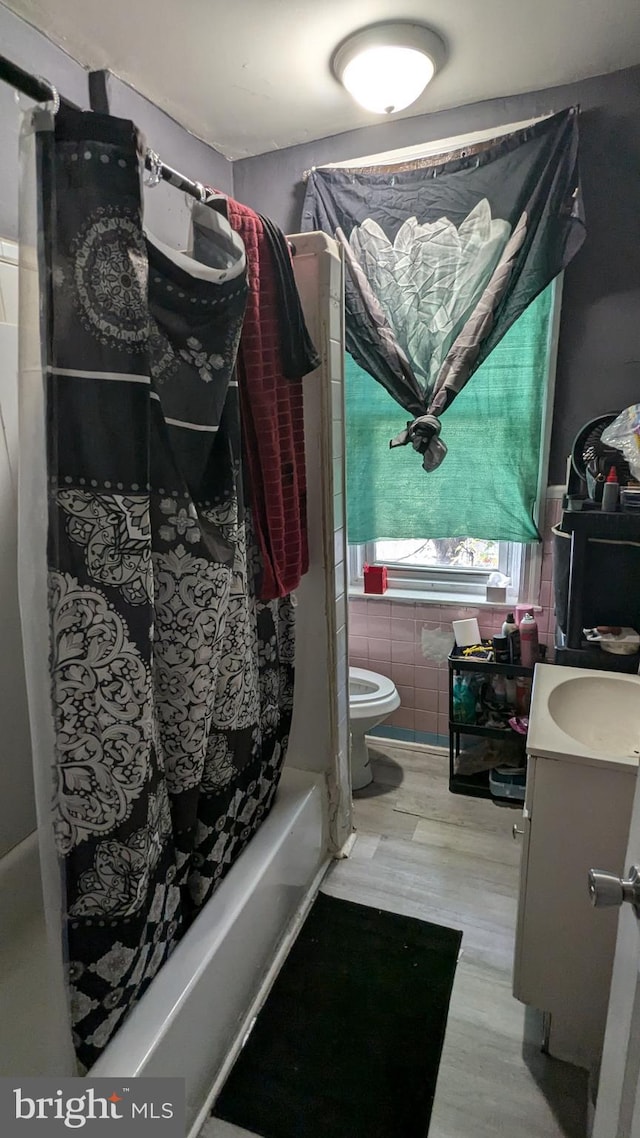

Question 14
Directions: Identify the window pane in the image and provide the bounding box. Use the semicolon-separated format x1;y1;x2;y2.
374;538;500;569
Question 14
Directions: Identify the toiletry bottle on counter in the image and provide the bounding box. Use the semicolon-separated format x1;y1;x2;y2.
502;613;520;663
493;634;510;663
491;674;507;707
516;676;532;714
520;612;539;667
515;604;534;627
602;467;619;511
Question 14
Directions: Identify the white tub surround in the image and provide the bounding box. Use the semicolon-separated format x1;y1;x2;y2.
287;232;352;851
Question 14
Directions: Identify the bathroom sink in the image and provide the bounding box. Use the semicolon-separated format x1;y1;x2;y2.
547;674;640;758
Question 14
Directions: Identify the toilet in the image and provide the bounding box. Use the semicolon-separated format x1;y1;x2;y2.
348;667;401;790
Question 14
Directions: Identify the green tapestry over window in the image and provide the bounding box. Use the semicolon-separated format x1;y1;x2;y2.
346;284;554;545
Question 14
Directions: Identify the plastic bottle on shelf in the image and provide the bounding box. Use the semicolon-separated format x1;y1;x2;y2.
490;673;507;707
602;467;619;511
493;634;510;663
516;675;532;714
515;604;534;627
520;612;539;668
501;612;520;663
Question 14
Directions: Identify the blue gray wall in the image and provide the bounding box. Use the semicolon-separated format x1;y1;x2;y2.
0;5;232;247
106;74;233;247
234;66;640;483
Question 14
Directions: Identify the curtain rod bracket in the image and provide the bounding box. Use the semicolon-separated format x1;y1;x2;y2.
0;51;210;205
144;148;162;188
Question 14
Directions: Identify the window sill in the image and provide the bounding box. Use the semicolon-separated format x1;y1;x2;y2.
348;583;540;610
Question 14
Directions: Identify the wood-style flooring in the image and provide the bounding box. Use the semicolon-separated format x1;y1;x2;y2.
201;743;587;1138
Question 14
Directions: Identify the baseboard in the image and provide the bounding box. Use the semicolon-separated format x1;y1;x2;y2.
366;730;448;755
367;725;448;749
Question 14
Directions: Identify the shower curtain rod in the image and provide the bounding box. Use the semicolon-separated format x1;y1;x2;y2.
0;52;211;203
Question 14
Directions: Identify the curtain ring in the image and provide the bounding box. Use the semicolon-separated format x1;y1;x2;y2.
194;181;206;202
144;148;162;188
40;79;60;115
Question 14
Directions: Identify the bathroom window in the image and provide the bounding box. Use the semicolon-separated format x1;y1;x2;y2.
349;539;525;601
345;277;560;604
340;128;561;606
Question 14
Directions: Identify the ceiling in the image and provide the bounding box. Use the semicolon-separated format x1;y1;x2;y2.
4;0;640;158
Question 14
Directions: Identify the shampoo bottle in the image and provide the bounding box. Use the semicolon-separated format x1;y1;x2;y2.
502;613;520;663
520;612;539;668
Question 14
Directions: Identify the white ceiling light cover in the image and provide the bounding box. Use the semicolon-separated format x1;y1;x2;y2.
332;22;446;115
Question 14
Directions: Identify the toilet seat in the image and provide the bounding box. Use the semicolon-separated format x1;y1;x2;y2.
349;666;400;719
348;666;401;788
349;666;397;702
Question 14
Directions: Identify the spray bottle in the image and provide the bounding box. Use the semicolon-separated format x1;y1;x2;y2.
501;613;520;664
520;612;539;668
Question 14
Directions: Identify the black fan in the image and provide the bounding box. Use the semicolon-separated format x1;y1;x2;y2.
571;413;630;501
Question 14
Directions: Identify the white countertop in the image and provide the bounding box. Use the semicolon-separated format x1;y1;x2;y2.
527;663;640;772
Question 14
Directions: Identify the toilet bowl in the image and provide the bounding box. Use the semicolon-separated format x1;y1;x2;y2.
348;667;401;790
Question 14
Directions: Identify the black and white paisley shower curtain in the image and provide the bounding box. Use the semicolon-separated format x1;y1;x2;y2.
32;106;294;1069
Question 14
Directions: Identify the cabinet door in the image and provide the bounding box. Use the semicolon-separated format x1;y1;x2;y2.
514;754;634;1067
513;754;536;997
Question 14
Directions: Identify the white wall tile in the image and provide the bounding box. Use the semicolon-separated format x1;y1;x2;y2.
330;377;343;421
335;559;347;601
0;260;18;325
332;418;343;459
333;491;344;530
0;323;19;482
0;367;36;854
329;340;343;385
337;679;348;725
335;591;346;632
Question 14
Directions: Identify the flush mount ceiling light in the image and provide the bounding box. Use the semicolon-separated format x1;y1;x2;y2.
332;22;446;115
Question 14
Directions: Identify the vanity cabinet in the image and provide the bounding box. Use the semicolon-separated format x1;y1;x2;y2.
513;748;635;1070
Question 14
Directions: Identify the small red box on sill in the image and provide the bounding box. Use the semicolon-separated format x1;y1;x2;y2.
363;564;388;594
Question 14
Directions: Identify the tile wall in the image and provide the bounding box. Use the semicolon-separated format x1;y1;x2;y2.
348;497;563;745
0;242;37;855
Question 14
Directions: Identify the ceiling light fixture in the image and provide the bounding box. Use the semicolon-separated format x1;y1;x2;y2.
332;22;446;116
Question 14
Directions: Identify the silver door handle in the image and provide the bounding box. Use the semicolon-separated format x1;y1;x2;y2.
512;825;524;840
588;866;640;916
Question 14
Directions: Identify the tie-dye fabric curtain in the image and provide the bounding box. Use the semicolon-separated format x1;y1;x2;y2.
27;105;294;1069
302;109;585;471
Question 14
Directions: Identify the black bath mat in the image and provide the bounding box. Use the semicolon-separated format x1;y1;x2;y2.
213;892;462;1138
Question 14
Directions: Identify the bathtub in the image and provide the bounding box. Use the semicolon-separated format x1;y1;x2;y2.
91;766;327;1135
1;767;327;1135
